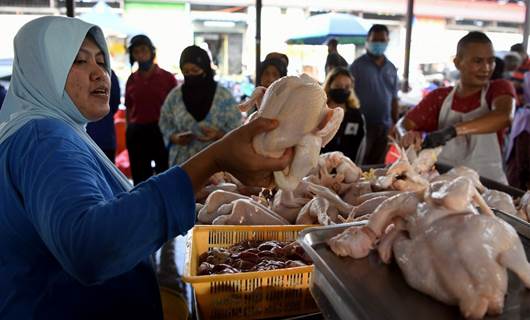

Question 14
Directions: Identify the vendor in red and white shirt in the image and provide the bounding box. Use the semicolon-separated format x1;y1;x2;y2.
398;31;515;183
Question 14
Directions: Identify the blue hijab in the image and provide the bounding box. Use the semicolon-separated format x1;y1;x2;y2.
0;16;132;190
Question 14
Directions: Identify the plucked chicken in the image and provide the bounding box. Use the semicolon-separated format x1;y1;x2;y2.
251;74;344;191
328;177;530;318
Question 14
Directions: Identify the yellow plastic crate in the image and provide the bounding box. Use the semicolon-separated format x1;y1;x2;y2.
183;225;317;319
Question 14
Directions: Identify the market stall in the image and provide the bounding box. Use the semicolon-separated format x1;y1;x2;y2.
182;74;530;319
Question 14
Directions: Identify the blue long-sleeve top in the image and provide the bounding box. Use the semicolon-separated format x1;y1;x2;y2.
0;118;195;319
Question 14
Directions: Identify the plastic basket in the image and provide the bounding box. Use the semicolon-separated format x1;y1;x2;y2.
183;225;317;319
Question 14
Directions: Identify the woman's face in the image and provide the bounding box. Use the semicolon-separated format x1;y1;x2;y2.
330;74;353;90
260;65;281;88
65;37;110;121
182;63;204;77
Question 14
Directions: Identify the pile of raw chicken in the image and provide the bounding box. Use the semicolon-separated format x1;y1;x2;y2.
194;74;530;319
197;74;530;227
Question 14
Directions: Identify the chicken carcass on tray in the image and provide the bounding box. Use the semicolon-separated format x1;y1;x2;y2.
328;177;530;319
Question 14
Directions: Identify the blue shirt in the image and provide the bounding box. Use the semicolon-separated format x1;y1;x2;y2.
0;118;195;319
86;70;120;150
349;54;399;127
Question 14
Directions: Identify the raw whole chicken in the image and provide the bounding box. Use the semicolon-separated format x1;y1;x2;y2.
431;166;485;192
308;151;362;191
271;181;313;223
197;190;250;223
251;74;344;191
341;196;389;222
482;189;518;216
195;183;238;203
295;197;342;225
340;180;373;205
328;177;530;318
212;199;289;225
373;144;431;192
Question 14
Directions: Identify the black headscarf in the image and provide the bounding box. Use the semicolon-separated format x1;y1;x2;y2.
180;45;217;121
257;58;287;86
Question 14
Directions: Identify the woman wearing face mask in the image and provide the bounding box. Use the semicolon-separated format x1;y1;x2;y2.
321;67;366;163
159;45;242;167
0;17;292;319
125;35;176;185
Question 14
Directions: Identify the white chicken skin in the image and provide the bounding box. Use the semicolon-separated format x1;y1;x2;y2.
212;198;289;225
328;177;530;319
251;74;344;191
393;212;530;319
197;190;249;224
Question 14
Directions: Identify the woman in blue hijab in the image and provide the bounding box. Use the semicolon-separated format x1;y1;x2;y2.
0;16;291;319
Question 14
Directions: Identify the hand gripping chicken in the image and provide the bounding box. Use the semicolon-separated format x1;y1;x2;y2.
246;74;344;191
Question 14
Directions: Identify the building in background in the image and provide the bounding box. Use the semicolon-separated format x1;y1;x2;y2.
1;0;529;94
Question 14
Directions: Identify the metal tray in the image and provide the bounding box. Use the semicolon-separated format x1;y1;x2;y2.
299;212;530;320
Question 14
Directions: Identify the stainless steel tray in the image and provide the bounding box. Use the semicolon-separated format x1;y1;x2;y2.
299;212;530;320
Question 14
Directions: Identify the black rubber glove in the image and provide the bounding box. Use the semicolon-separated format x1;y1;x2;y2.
421;126;457;149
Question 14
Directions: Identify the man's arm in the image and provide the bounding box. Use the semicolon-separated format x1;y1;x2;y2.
421;94;515;149
396;116;422;148
454;95;514;136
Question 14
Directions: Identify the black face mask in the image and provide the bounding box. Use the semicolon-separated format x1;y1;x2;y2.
184;74;208;87
138;60;153;71
329;88;350;104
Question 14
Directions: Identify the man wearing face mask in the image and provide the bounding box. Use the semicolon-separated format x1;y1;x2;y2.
349;24;399;165
125;35;177;185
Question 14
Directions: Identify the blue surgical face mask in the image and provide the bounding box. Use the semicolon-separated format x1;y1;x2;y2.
366;41;388;56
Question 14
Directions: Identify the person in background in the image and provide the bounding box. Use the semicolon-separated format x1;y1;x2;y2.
509;43;530;107
349;24;399;165
0;83;6;110
325;38;348;76
257;57;287;89
0;16;293;319
159;45;242;167
503;52;522;79
86;70;120;162
490;57;505;80
504;51;522;110
321;67;365;162
398;31;515;183
506;71;530;190
510;43;530;74
265;52;289;68
125;34;176;185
